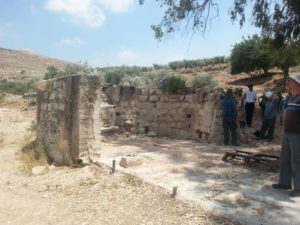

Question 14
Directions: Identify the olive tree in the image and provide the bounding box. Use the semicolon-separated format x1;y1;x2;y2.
271;41;300;78
230;35;272;74
230;35;300;76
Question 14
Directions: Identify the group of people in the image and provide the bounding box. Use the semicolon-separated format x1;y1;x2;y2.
220;83;262;146
221;83;284;144
220;73;300;197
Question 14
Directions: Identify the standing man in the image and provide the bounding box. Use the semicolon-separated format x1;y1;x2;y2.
221;89;239;146
272;73;300;197
243;84;257;127
258;92;268;119
257;91;277;142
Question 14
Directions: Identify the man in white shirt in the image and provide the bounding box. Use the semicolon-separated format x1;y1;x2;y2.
243;83;257;127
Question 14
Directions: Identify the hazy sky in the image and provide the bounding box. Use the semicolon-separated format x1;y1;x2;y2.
0;0;260;67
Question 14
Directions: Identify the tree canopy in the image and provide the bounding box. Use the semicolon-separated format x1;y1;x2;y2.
139;0;300;43
230;35;300;76
230;35;272;75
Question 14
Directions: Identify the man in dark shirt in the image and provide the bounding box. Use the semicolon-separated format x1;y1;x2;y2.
221;89;239;146
272;73;300;197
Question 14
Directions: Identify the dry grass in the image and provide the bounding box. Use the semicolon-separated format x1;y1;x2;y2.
123;173;144;187
57;166;241;225
18;131;47;175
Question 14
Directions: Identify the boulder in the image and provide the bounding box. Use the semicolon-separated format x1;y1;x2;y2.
119;157;143;168
31;166;48;176
213;191;247;206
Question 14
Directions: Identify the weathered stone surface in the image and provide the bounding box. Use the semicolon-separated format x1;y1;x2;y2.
35;80;49;92
124;120;134;132
147;131;157;137
213;191;248;206
31;166;48;176
137;95;148;102
119;157;143;168
149;95;159;102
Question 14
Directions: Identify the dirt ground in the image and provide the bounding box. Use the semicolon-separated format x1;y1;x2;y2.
0;94;240;225
98;135;300;225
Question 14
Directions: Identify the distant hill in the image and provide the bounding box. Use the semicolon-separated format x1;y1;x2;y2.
0;47;73;80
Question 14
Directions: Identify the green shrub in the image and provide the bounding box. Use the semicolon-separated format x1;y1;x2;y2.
103;67;171;87
44;63;94;80
44;65;61;80
0;78;38;95
188;75;218;88
0;93;5;102
168;56;229;70
120;69;171;88
104;70;124;84
162;75;186;93
121;76;150;86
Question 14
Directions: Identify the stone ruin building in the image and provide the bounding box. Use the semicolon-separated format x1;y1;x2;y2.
36;75;282;165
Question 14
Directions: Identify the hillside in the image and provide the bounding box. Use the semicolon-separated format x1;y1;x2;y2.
1;47;298;95
0;48;73;80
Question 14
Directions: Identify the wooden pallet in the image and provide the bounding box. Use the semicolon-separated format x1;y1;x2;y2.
222;150;280;171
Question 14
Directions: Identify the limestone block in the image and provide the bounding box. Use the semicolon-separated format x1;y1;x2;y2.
161;128;171;136
149;89;157;95
124;120;134;132
147;131;157;137
111;85;121;103
176;122;183;129
207;93;215;101
120;101;128;107
104;85;120;104
149;95;159;102
55;103;65;111
138;127;146;133
160;95;169;102
184;95;195;102
48;103;56;111
175;129;182;137
31;166;48;176
213;191;247;206
159;121;168;128
179;95;185;102
164;114;174;122
170;121;176;128
141;88;149;95
173;113;183;121
137;95;148;102
155;89;163;95
136;102;148;111
101;126;119;134
35;80;50;92
49;91;56;101
168;95;179;102
119;157;143;168
151;122;158;127
196;87;211;103
135;87;143;95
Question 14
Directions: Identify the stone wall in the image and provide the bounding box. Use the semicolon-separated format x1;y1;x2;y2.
36;76;80;165
104;85;222;143
36;75;282;165
36;75;223;165
36;75;106;165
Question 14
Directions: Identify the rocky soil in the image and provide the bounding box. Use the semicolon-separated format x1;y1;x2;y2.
0;48;71;80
